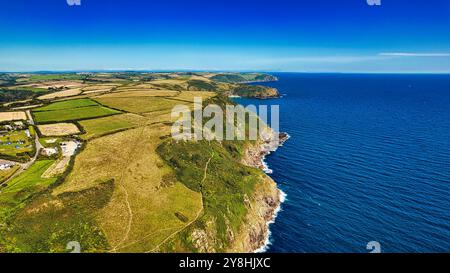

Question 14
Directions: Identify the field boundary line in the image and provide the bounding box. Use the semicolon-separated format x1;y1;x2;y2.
146;151;213;253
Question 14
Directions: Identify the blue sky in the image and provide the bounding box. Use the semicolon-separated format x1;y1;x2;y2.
1;0;450;72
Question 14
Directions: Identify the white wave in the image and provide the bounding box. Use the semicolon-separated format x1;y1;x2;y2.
260;133;290;173
261;157;273;174
254;189;287;253
254;132;289;252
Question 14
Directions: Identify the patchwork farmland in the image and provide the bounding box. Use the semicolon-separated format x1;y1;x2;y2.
32;98;121;123
0;72;280;253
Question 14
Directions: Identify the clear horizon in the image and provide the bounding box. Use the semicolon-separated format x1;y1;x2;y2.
2;70;450;75
1;0;450;73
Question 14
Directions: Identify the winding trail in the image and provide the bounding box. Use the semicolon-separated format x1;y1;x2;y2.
146;152;213;253
147;201;204;253
110;120;181;252
114;226;179;251
109;122;149;252
118;184;133;246
200;153;213;191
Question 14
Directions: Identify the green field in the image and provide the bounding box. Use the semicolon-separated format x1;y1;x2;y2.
33;106;120;123
0;172;111;253
38;137;62;148
7;86;48;93
95;96;180;114
33;98;121;123
95;91;215;114
34;98;99;112
28;74;87;81
79;113;145;140
0;160;56;218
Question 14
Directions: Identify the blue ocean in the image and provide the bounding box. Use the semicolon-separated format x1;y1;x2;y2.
235;73;450;253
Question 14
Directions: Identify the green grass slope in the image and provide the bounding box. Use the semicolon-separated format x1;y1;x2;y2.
210;73;277;83
33;98;121;123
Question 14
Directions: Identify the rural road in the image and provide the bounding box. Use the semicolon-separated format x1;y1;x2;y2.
1;110;42;185
23;110;42;170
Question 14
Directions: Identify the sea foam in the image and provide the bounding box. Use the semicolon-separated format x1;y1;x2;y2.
254;189;287;253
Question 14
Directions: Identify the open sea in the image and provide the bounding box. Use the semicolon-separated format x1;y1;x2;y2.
235;73;450;253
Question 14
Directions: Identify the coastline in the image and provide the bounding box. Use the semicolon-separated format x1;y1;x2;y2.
239;75;279;84
241;130;289;253
254;189;287;253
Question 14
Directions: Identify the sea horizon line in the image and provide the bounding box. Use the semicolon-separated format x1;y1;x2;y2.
1;70;450;75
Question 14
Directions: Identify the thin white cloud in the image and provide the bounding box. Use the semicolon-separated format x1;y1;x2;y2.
245;55;383;65
379;52;450;57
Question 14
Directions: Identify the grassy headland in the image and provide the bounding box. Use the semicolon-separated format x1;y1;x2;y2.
0;72;283;253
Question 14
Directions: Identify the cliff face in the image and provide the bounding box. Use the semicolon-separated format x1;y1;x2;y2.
210;73;278;84
227;174;280;252
252;74;278;83
156;96;286;253
156;133;285;253
228;129;287;252
254;86;279;99
232;84;280;99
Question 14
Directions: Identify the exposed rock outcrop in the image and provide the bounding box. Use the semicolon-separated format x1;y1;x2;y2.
228;129;288;252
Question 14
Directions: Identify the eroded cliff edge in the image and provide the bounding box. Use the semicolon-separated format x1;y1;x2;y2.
230;130;288;252
156;121;288;252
